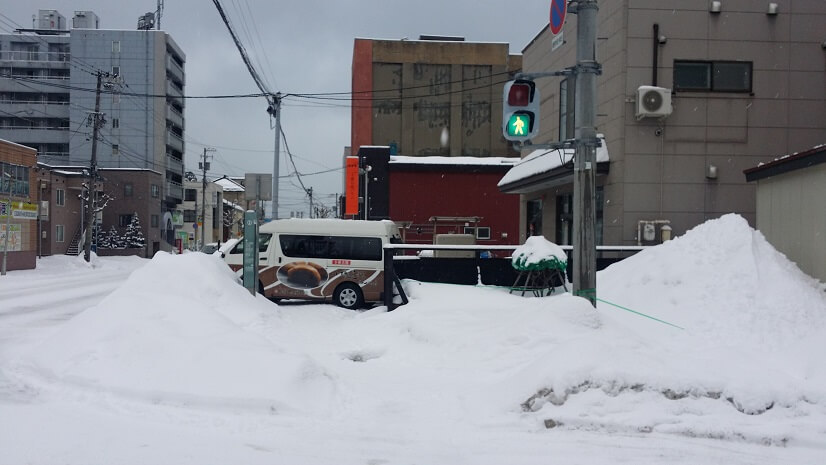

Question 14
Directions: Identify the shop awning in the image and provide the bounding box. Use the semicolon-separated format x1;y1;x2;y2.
497;136;610;194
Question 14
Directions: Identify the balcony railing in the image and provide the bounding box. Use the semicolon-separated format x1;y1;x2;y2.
166;55;184;85
165;179;183;200
0;50;70;62
166;129;184;153
166;104;183;129
166;154;183;174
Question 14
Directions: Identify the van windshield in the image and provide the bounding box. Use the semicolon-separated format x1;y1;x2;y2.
229;233;272;254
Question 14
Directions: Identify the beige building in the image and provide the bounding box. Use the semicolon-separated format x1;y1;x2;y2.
499;1;826;245
351;36;522;157
745;145;826;283
180;181;224;250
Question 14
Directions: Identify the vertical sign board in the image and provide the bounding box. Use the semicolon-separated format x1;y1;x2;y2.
345;156;359;216
550;0;567;35
242;210;259;295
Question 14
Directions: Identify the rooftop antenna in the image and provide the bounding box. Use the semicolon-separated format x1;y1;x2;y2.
156;0;164;30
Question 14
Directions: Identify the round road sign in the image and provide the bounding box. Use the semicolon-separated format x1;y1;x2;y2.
550;0;567;35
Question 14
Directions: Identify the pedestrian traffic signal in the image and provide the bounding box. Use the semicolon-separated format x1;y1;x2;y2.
502;79;540;142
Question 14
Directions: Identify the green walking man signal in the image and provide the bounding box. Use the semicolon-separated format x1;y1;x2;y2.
502;79;540;142
507;113;530;137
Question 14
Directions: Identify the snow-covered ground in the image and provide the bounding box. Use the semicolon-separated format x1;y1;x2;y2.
1;214;825;464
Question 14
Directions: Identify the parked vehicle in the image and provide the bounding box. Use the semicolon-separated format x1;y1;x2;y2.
200;242;221;255
222;219;401;309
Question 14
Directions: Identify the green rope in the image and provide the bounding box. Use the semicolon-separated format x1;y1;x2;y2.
574;289;684;330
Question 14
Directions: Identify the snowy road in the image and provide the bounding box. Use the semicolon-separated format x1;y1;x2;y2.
0;256;145;360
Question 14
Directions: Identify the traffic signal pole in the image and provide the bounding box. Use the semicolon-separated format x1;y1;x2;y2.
572;0;600;306
503;1;600;307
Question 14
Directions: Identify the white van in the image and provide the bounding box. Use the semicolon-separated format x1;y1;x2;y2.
223;218;401;309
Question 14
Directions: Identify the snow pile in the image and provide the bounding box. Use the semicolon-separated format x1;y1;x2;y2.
513;214;826;444
17;252;338;415
511;235;567;271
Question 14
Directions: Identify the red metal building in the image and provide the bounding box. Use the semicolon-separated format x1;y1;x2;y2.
388;156;520;246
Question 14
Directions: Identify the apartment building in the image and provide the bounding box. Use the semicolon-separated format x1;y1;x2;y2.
499;1;826;245
0;9;186;251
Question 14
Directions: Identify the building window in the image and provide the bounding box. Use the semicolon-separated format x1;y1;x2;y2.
674;60;752;93
151;214;159;228
555;194;573;246
112;41;120;53
183;209;196;222
112;65;120;76
112;144;119;155
526;199;543;237
0;162;30;197
124;183;133;197
151;184;159;198
56;188;65;206
119;214;133;227
56;224;64;242
184;188;197;201
112;118;119;129
559;78;576;140
463;226;491;240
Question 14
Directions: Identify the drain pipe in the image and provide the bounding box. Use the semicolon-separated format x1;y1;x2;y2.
652;23;659;86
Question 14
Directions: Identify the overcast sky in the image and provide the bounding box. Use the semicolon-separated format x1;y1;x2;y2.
4;1;550;216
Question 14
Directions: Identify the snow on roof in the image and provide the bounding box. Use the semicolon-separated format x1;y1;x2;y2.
0;139;37;153
52;170;85;176
222;199;245;211
497;136;610;188
390;156;520;166
214;177;244;192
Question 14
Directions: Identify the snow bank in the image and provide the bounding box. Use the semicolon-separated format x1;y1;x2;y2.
513;214;826;444
19;253;338;415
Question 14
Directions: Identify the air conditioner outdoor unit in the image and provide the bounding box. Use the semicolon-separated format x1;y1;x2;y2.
636;86;672;120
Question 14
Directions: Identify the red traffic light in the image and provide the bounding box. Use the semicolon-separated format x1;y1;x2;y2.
507;82;532;106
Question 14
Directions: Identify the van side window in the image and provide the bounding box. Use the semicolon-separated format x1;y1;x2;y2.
280;235;382;261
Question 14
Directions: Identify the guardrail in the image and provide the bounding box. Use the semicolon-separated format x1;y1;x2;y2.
380;243;648;311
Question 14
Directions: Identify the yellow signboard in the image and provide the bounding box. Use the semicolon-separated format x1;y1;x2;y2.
0;201;37;220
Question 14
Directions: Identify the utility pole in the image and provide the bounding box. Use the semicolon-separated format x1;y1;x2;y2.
268;93;282;221
572;0;600;306
199;147;215;249
1;170;12;275
306;187;313;219
84;72;104;262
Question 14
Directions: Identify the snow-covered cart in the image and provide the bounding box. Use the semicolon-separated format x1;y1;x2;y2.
510;236;569;297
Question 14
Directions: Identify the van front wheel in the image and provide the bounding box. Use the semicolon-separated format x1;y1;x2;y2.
334;283;363;310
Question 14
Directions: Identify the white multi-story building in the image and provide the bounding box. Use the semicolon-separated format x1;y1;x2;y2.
0;9;186;249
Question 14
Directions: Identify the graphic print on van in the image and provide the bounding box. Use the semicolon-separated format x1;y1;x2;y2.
277;261;328;289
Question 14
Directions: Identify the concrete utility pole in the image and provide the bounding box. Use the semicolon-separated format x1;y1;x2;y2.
83;72;104;263
269;93;282;221
306;187;313;219
199;147;215;249
572;0;600;306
